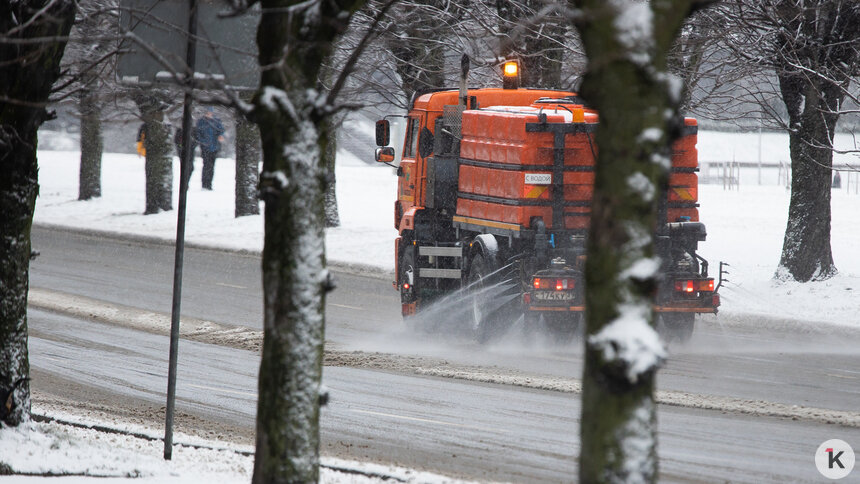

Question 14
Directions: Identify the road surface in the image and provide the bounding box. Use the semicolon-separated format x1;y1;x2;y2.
29;308;860;483
25;226;860;482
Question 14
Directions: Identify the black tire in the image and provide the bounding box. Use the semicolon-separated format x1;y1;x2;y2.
541;312;582;345
658;313;695;344
399;246;416;305
468;253;511;343
399;246;423;332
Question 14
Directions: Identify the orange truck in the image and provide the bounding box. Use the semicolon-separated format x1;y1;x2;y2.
375;60;720;342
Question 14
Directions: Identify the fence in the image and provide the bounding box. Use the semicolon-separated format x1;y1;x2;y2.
699;161;860;193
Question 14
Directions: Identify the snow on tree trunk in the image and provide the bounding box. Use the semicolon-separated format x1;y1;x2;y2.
323;116;340;228
78;85;103;201
573;1;702;481
249;0;364;481
0;0;76;426
235;110;261;218
255;112;327;483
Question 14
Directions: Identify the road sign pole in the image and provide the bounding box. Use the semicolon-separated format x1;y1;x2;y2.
164;0;198;461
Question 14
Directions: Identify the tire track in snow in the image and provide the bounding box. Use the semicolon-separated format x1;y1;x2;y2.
29;287;860;429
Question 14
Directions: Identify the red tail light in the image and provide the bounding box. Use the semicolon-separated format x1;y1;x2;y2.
674;279;715;293
532;277;575;291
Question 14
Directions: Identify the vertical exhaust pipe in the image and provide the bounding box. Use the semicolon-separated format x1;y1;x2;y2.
460;54;470;107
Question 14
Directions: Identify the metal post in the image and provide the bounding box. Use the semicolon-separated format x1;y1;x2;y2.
165;0;198;461
757;125;762;185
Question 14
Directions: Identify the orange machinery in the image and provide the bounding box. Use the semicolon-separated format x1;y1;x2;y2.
374;61;719;342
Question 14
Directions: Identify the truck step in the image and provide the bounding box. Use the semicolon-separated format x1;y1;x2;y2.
419;268;462;279
418;246;463;257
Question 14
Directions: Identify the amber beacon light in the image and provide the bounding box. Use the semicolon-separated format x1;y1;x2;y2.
502;60;520;89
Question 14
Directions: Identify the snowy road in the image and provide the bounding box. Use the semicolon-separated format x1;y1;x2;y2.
29;226;860;414
28;308;860;483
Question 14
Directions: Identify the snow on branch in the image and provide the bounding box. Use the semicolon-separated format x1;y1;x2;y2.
609;0;654;66
259;86;299;123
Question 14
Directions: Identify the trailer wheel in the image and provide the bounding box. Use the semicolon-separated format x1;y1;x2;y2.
541;312;582;344
658;313;695;343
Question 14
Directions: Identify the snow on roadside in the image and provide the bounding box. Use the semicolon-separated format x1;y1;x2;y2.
0;417;478;484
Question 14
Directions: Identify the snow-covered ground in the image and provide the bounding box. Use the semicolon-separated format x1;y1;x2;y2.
1;416;469;483
5;130;859;481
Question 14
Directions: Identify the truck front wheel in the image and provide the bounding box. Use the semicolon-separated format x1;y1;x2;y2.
399;245;416;305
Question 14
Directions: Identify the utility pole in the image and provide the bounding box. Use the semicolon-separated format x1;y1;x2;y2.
164;0;198;460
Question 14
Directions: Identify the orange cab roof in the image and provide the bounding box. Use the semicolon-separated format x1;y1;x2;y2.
412;88;578;112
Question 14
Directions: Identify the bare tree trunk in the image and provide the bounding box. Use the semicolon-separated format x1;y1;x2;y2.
0;0;76;427
776;65;842;281
235;110;261;217
136;97;173;215
250;0;364;481
573;1;704;481
324;116;340;228
78;85;102;200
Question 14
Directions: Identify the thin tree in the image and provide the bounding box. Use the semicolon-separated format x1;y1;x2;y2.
571;0;712;481
218;0;374;481
133;92;174;214
67;0;117;200
234;100;261;217
0;0;77;426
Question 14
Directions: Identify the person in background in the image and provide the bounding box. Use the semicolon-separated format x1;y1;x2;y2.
194;107;225;190
136;123;146;157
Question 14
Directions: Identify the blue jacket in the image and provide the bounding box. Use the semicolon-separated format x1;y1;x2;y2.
194;116;225;153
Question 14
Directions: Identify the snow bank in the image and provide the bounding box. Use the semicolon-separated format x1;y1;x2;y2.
0;417;479;483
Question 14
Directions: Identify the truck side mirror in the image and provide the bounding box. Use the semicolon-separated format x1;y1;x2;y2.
375;120;390;146
375;146;395;163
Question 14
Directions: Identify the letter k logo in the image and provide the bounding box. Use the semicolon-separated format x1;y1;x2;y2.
828;448;846;469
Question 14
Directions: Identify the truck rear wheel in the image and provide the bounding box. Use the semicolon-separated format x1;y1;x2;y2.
468;254;508;343
659;313;695;343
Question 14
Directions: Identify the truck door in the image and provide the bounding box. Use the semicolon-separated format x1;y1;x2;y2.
398;115;421;213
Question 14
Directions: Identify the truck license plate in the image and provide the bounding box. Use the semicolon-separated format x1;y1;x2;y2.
533;291;573;301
